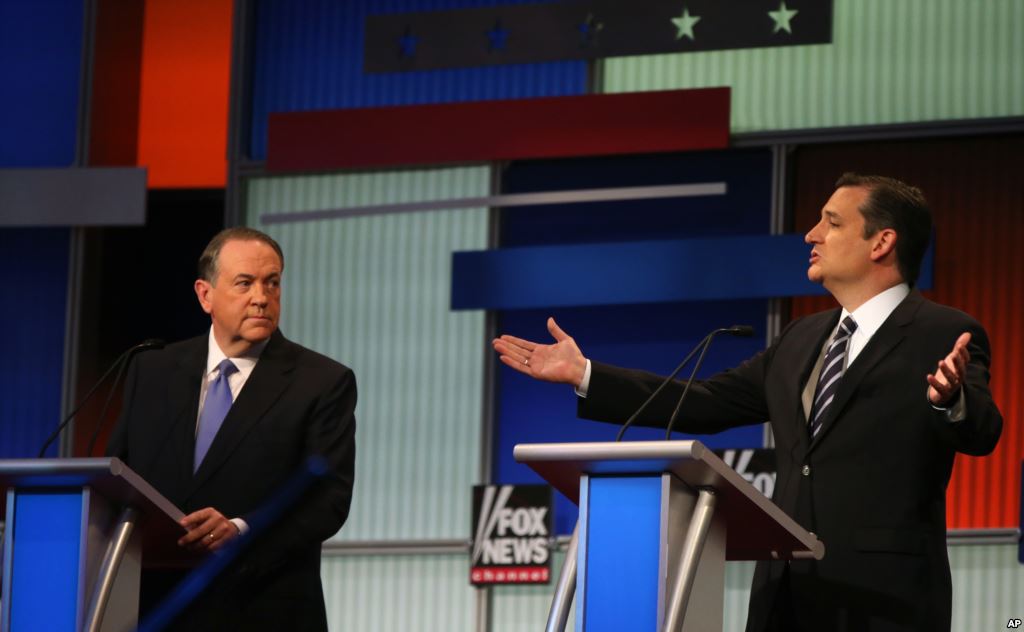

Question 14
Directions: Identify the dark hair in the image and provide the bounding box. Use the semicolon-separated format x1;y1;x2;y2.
834;173;932;286
198;227;284;283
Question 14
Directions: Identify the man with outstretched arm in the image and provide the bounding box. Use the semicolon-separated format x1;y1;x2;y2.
493;174;1001;632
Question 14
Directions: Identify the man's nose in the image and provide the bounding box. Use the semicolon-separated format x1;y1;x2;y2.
251;283;269;305
805;223;820;244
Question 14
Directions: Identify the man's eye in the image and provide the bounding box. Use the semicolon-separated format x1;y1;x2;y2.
237;280;251;288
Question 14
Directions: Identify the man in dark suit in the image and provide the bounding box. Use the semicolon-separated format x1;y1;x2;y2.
108;227;356;630
492;174;1002;631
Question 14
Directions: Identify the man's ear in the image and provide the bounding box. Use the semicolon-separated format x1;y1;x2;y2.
195;279;214;314
870;228;897;263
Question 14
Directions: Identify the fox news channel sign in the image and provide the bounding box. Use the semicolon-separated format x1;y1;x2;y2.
471;484;552;585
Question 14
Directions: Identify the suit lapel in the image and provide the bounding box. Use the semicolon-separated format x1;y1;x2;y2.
167;338;206;488
809;292;921;451
187;331;296;498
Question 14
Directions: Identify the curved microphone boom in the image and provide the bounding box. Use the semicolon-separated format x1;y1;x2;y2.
664;326;753;439
38;339;165;458
615;326;754;442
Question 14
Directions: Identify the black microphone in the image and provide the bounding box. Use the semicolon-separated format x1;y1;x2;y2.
38;339;165;458
615;326;754;442
664;326;753;439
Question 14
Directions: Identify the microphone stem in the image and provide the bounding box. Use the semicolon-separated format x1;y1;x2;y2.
615;334;712;442
664;332;719;439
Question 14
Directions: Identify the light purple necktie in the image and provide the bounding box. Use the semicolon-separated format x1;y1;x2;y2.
195;359;238;472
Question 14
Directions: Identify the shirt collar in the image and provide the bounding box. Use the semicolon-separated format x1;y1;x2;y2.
206;326;268;375
840;283;910;340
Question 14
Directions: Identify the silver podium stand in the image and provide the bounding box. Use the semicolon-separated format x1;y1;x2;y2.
1;458;197;632
515;440;824;632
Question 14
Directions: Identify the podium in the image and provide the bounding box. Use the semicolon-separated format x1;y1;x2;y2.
1;458;193;632
515;441;824;632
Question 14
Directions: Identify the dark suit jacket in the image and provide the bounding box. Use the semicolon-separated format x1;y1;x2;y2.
578;291;1001;632
107;330;356;631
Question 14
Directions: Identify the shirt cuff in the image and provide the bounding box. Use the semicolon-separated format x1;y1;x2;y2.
230;517;250;536
930;387;967;422
575;359;592;398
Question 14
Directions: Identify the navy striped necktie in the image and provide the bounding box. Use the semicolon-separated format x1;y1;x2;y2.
809;316;858;437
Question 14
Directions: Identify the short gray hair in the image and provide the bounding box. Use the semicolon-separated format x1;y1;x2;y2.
197;227;284;283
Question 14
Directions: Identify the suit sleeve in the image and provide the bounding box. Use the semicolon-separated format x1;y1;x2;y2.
238;366;357;576
930;319;1002;456
578;347;773;434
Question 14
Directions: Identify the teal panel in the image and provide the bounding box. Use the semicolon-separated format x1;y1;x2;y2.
320;554;474;631
490;554;754;632
246;167;490;540
950;544;1024;629
603;0;1024;132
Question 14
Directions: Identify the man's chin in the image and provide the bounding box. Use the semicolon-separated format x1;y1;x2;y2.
242;323;277;341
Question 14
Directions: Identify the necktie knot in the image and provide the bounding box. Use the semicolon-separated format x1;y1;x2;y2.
215;359;238;379
839;315;858;336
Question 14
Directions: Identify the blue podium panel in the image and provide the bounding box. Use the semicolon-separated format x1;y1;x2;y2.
580;476;663;632
8;491;83;631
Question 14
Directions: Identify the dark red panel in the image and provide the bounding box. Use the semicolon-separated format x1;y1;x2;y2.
790;134;1024;529
88;0;145;166
266;88;730;172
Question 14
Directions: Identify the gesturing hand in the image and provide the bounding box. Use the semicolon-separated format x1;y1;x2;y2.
492;317;588;387
178;507;241;552
927;332;971;406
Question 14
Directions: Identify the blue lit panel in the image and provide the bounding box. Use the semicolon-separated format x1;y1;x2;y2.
580;476;662;631
0;0;84;167
9;491;84;631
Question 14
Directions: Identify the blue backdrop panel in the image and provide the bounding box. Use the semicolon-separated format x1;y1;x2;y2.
580;476;662;632
0;0;84;167
492;149;774;534
0;228;69;458
249;0;586;160
452;234;825;309
8;492;83;631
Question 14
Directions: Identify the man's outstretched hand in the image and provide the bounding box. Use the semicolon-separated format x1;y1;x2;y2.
927;332;971;406
492;317;587;388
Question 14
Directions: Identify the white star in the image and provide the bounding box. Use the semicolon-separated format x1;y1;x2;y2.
671;7;701;41
768;1;799;34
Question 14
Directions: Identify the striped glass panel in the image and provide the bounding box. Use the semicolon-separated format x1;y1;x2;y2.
321;554;474;631
950;544;1024;629
490;553;756;632
245;167;490;540
603;0;1024;132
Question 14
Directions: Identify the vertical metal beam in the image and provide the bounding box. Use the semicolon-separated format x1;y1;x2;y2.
763;143;790;449
474;161;505;632
225;0;256;227
61;0;100;457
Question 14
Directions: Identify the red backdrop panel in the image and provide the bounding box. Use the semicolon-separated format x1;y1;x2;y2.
266;88;730;171
136;0;233;187
789;135;1024;528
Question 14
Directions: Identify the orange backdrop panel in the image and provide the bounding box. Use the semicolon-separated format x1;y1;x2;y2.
137;0;233;188
789;135;1024;529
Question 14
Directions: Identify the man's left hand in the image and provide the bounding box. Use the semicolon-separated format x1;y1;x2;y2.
178;507;240;552
927;332;971;406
